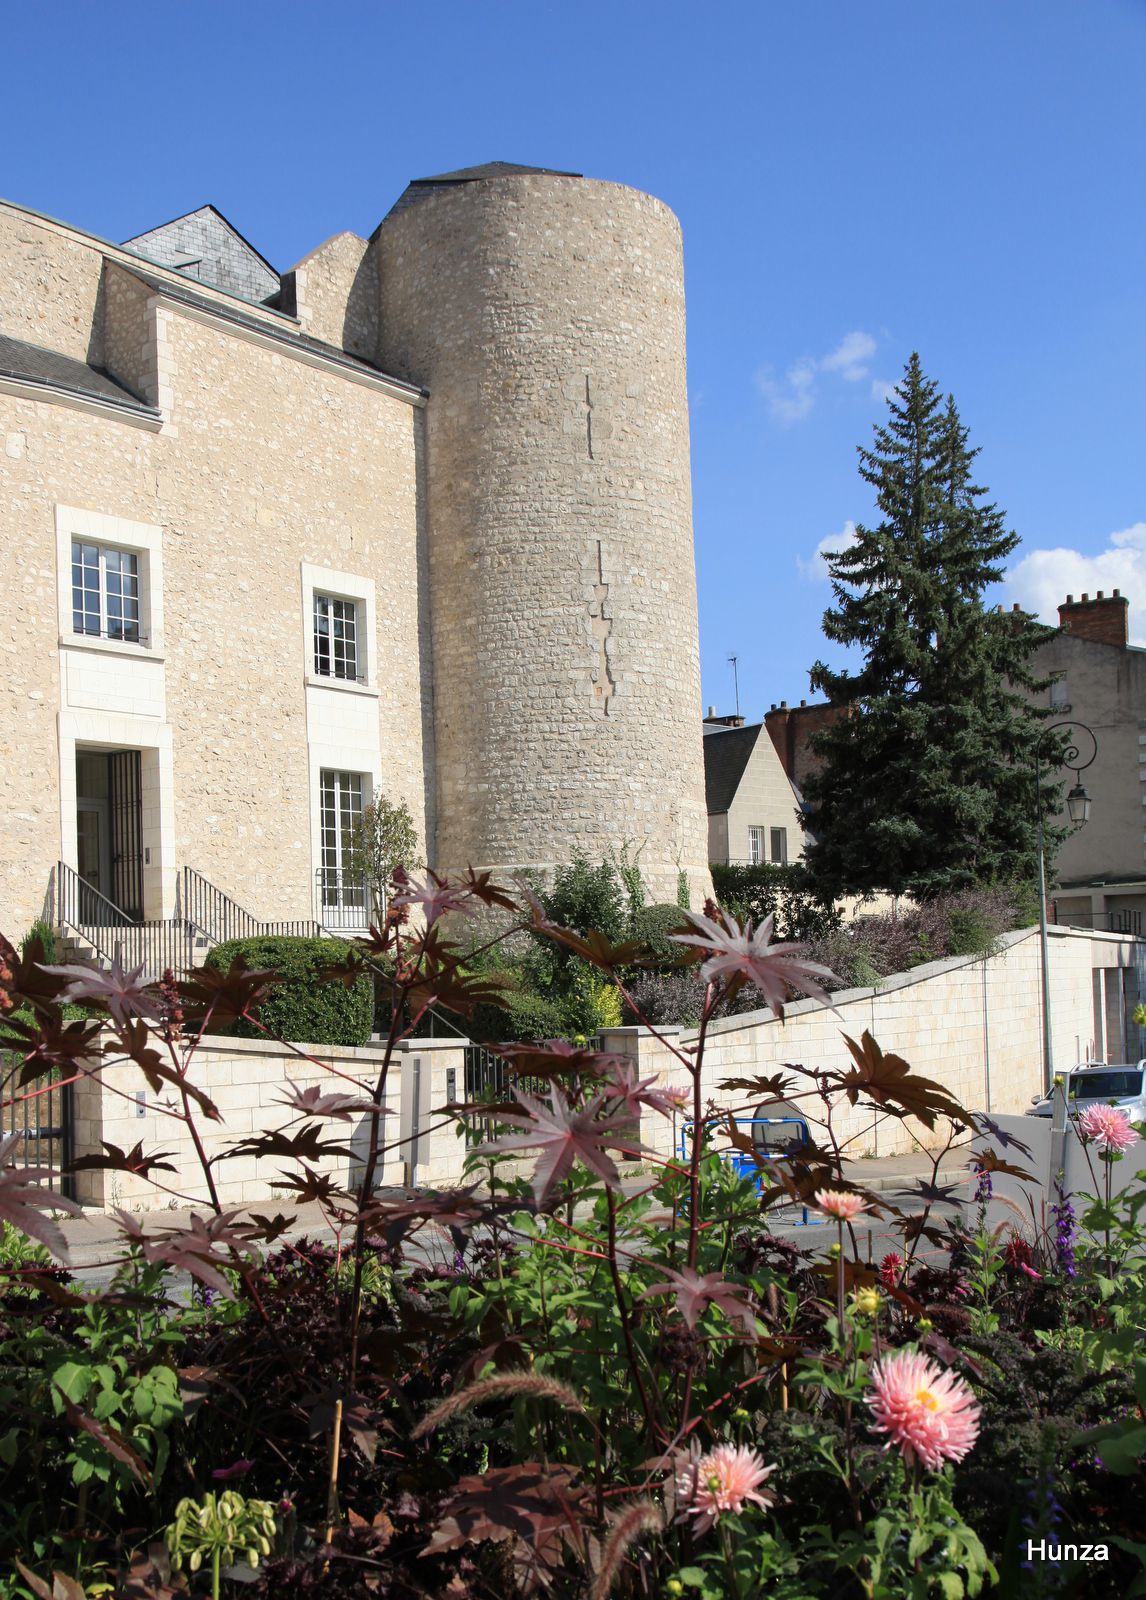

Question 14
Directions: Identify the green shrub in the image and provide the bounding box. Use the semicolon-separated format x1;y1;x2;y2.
204;936;372;1046
465;988;566;1044
543;852;626;946
709;862;840;941
946;906;1000;959
634;902;690;967
19;920;58;966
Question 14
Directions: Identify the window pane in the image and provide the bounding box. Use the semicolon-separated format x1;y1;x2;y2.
747;827;764;865
770;828;788;865
72;541;101;636
314;595;332;676
314;593;359;680
71;541;140;641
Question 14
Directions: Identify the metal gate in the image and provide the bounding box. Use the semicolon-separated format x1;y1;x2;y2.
109;749;143;920
0;1056;75;1200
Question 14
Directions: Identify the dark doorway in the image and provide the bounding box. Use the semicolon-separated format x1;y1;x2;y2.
75;749;143;920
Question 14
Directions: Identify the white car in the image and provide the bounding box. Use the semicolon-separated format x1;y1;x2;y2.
1027;1061;1146;1120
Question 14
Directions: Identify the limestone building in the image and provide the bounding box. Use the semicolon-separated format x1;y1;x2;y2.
702;711;806;867
0;162;710;969
1024;590;1146;935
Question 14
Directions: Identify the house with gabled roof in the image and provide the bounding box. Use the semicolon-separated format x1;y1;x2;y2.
702;710;806;868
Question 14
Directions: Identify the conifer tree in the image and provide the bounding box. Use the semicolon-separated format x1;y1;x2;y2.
803;354;1062;900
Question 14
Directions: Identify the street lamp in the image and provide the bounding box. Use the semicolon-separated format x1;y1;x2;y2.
1036;720;1097;1094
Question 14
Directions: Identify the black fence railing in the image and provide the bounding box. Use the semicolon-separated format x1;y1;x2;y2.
56;861;195;981
315;868;371;932
182;867;320;946
1053;907;1143;937
0;1057;75;1199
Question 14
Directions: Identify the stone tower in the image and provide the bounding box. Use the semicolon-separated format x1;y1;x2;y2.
374;163;710;902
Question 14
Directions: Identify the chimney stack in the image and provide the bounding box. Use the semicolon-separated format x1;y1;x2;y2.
1058;588;1129;648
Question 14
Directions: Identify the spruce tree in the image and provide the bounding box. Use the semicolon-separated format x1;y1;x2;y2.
803;354;1062;900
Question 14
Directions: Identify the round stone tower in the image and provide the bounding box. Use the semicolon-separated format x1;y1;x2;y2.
373;163;710;902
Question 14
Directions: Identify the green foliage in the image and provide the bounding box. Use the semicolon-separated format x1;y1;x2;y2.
0;1255;187;1580
19;920;58;966
634;902;691;967
542;851;626;947
345;787;419;915
205;935;373;1045
466;985;567;1044
804;354;1062;901
612;841;648;935
710;862;841;941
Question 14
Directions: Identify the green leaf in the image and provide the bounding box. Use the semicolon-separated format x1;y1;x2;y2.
936;1572;965;1600
50;1362;93;1410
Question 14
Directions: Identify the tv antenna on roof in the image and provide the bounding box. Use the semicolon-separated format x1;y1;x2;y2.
728;653;740;717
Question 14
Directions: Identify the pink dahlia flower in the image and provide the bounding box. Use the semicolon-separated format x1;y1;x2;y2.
814;1188;868;1222
676;1443;776;1532
879;1250;905;1288
1078;1102;1139;1155
868;1349;981;1472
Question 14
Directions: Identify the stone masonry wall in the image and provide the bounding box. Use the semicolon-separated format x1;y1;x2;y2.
373;174;711;904
0;204;430;938
71;1034;403;1210
677;925;1106;1155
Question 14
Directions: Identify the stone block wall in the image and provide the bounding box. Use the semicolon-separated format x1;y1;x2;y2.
71;1034;403;1210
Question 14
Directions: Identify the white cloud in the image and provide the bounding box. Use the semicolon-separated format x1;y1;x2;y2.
798;519;858;581
820;330;877;382
1007;522;1146;645
755;329;878;425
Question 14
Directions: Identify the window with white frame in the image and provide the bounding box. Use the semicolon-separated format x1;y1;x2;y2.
313;593;361;681
301;564;376;691
770;827;788;865
319;769;366;910
56;507;163;655
1050;674;1069;709
747;826;765;864
71;540;142;643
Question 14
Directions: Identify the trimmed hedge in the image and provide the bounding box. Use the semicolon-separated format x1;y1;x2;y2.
205;936;373;1047
464;989;566;1045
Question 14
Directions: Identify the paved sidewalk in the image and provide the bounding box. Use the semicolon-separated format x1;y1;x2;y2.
53;1146;975;1276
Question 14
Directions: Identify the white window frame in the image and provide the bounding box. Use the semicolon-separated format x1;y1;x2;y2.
300;563;377;693
318;767;368;922
770;827;788;865
747;826;765;865
71;540;142;643
56;506;164;658
313;591;362;682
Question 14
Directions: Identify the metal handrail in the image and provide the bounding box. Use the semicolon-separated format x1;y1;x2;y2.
182;866;320;946
55;860;195;981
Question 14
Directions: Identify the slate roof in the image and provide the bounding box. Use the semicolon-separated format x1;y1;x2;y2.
0;333;155;414
410;161;582;185
382;161;583;224
703;723;763;814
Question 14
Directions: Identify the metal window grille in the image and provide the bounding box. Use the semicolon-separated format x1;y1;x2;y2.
769;827;788;865
71;540;141;643
314;594;360;681
747;826;765;865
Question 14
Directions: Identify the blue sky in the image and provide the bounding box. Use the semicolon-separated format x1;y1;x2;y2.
5;1;1143;718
